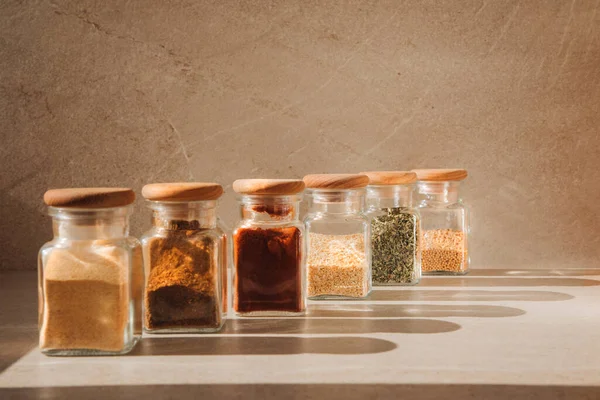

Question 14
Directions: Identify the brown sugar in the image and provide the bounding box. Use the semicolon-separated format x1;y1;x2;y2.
144;226;221;330
40;245;129;352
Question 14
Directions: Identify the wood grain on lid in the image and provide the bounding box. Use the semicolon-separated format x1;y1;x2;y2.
360;171;417;185
142;182;223;201
412;169;468;181
232;179;305;195
43;188;135;208
303;174;369;189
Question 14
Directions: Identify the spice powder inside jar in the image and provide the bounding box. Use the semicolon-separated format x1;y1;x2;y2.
307;233;369;298
40;245;129;352
145;219;221;330
234;226;303;313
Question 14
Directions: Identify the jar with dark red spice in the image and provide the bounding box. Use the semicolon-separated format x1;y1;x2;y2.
232;179;306;316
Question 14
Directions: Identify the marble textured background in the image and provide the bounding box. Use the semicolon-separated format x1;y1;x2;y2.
1;0;599;270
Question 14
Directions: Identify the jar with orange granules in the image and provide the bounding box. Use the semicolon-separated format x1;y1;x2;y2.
412;169;470;275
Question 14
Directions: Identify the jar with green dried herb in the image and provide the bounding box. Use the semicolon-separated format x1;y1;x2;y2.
363;171;421;285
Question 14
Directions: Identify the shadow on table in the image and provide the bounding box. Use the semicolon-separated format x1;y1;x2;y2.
307;304;525;318
419;277;600;287
0;328;37;373
0;272;39;374
129;336;397;356
468;269;600;277
4;383;599;400
368;289;573;302
224;318;460;334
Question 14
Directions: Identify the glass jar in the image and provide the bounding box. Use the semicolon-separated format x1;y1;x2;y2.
232;179;306;316
413;169;469;275
363;171;421;285
303;174;371;299
38;188;142;356
141;183;226;333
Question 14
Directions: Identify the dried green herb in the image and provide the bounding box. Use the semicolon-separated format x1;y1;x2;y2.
371;208;419;284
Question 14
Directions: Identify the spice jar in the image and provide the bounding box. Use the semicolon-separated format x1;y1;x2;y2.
141;182;226;333
303;174;372;299
232;179;306;316
362;171;421;286
412;169;469;275
38;188;143;356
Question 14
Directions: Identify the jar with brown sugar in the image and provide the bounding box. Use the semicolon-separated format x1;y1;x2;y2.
412;169;470;275
141;182;226;333
38;188;143;356
232;179;306;316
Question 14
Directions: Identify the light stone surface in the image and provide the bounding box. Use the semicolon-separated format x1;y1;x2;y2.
1;270;600;399
1;1;600;270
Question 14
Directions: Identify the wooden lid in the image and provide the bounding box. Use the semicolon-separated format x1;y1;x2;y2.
360;171;417;185
412;169;468;181
232;179;305;195
142;182;224;201
43;188;135;208
303;174;369;189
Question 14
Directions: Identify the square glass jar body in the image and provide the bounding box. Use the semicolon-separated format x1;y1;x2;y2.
141;200;226;333
416;181;470;275
304;189;372;299
365;184;421;286
232;195;306;316
38;206;142;356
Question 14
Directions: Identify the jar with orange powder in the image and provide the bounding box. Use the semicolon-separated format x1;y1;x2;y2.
141;183;227;333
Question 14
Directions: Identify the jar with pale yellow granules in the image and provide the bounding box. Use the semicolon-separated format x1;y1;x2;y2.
412;169;470;275
39;188;143;356
303;174;372;299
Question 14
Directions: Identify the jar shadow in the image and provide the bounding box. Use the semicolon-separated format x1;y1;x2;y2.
367;289;573;302
128;336;397;356
306;304;525;318
420;277;600;287
223;318;461;334
467;269;600;277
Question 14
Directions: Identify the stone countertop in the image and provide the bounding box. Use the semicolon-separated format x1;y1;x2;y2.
1;269;600;399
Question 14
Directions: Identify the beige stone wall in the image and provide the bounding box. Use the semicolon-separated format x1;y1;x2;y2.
1;0;599;270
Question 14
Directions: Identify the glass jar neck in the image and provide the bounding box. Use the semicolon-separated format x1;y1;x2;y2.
148;201;217;230
50;207;131;240
306;188;365;215
417;181;461;203
239;195;301;223
366;184;414;210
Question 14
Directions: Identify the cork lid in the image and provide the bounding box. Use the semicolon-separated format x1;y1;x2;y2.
360;171;417;185
142;182;224;201
232;179;305;195
303;174;369;189
43;188;136;208
412;169;468;182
